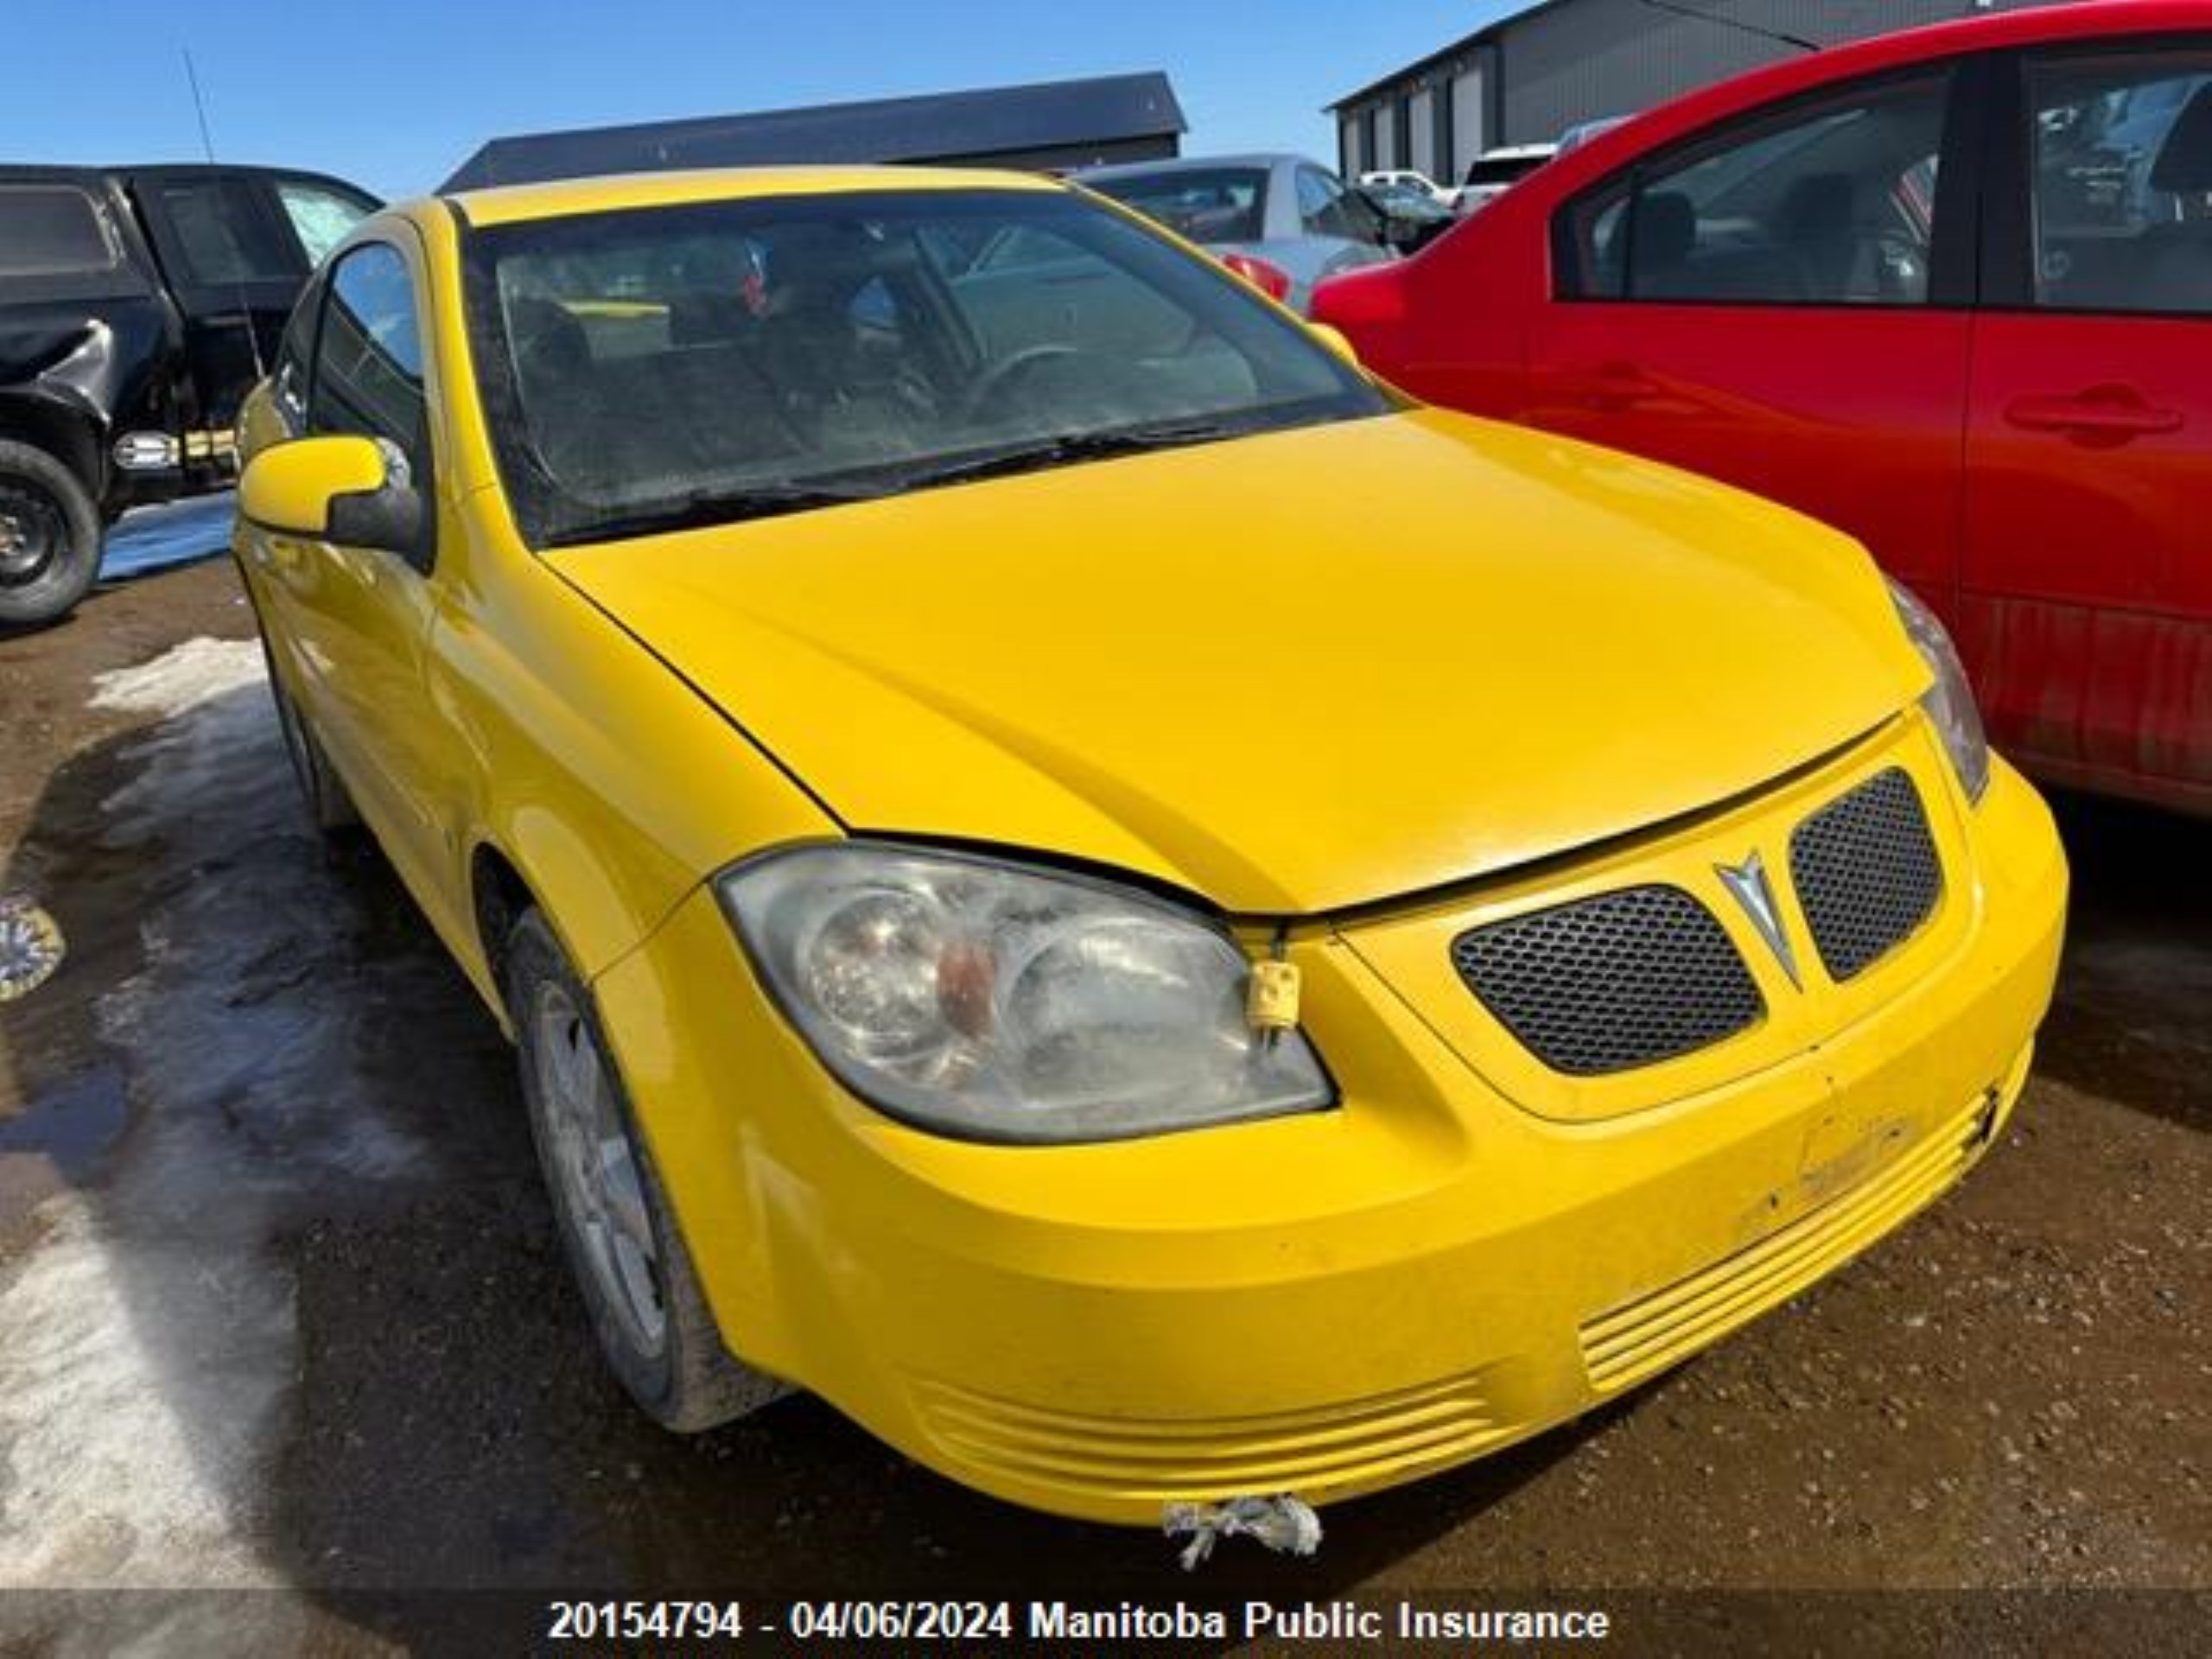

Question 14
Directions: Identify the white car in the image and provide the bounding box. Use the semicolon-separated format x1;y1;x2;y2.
1358;168;1451;205
1450;143;1558;215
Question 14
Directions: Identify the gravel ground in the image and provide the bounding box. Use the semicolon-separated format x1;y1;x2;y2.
0;557;2204;1655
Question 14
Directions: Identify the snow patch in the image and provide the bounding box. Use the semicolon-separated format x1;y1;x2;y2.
89;637;264;719
0;1204;290;1588
1;632;433;1592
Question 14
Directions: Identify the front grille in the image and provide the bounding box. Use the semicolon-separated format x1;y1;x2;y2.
1789;768;1942;982
1451;887;1764;1076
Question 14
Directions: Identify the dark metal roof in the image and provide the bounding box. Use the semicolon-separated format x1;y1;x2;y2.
1326;2;1551;111
442;73;1188;192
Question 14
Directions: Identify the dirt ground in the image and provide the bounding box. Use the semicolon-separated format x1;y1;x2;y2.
0;557;2205;1656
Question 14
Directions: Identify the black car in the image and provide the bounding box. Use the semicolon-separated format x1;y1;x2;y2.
0;163;378;626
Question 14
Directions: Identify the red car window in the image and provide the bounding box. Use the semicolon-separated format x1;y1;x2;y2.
1555;69;1954;308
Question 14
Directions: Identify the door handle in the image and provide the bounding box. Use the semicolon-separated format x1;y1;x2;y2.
2003;385;2183;442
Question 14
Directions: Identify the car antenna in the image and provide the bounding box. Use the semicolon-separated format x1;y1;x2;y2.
1635;0;1820;54
181;46;267;382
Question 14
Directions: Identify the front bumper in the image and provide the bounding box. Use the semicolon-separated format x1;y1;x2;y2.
592;728;2066;1524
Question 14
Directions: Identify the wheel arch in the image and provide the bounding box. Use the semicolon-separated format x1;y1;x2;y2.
469;840;538;1006
462;822;681;1036
0;393;105;502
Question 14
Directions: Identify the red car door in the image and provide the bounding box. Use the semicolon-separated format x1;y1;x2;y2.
1519;63;1981;607
1959;41;2212;809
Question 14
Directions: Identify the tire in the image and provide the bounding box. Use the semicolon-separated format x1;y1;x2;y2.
260;641;360;835
505;907;783;1432
0;439;101;629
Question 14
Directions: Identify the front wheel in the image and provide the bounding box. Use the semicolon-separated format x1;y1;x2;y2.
505;908;783;1432
0;440;101;629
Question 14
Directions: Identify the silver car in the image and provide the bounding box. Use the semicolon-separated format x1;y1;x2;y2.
1074;153;1395;315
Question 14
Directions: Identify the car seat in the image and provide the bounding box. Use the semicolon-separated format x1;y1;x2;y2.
2140;81;2212;312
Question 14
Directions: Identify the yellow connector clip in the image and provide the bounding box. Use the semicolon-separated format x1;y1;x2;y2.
1247;958;1302;1034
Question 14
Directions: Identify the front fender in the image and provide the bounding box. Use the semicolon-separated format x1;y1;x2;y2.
435;531;833;1009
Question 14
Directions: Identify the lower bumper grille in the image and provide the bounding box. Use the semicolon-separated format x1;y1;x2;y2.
1579;1091;1992;1397
909;1366;1509;1503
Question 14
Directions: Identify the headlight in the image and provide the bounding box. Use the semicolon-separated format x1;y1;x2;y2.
717;845;1334;1144
1888;578;1990;803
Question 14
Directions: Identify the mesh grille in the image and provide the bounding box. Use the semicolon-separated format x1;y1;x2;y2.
1451;887;1764;1076
1789;768;1942;982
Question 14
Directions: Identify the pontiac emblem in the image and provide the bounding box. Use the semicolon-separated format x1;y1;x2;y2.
1715;851;1800;988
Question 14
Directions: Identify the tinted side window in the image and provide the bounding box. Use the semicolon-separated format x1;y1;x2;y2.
156;179;297;285
2027;48;2212;315
309;243;428;473
0;184;123;277
1559;70;1953;306
271;274;326;433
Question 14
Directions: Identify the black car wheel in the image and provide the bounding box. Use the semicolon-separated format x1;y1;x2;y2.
0;440;101;629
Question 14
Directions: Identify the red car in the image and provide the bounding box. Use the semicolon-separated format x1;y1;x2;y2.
1316;1;2212;816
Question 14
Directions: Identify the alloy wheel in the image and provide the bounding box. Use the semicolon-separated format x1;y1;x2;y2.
531;982;668;1358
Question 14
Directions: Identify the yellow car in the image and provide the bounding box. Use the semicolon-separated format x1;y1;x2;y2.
232;166;2066;1526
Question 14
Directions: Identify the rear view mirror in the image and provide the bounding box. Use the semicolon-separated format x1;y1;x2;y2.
240;434;423;556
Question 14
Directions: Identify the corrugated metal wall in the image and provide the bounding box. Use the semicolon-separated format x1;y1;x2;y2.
1495;0;1976;143
1333;0;2086;175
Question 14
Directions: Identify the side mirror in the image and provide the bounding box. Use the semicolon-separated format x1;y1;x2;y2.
239;434;423;556
1306;322;1361;368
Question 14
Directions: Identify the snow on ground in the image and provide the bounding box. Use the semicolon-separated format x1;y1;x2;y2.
2;635;429;1592
0;1206;290;1587
88;636;264;720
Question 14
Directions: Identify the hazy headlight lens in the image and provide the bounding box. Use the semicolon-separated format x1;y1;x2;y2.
1889;579;1990;803
718;846;1334;1143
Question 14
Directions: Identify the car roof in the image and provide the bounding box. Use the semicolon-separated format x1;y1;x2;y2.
1075;153;1312;181
445;163;1060;227
0;161;370;192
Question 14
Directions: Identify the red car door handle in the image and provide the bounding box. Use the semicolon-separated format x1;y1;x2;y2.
2003;388;2183;440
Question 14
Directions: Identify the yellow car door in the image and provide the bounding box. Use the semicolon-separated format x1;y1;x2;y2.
245;232;466;942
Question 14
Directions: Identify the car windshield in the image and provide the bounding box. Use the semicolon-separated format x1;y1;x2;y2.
465;188;1382;547
1461;154;1549;188
1078;168;1268;244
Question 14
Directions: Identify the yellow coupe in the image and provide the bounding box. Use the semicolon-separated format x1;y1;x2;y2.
232;167;2066;1524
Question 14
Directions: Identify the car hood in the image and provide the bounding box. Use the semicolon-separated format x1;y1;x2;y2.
549;409;1926;916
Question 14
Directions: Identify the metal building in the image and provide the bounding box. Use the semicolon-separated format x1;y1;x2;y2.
444;73;1187;192
1331;1;2056;188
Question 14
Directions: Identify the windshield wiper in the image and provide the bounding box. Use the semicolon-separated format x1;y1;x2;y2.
542;480;886;547
877;419;1249;493
541;420;1255;545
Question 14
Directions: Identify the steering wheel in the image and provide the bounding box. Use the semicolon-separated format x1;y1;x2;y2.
960;344;1083;424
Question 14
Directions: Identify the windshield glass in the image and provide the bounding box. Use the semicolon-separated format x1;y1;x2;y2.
1072;168;1268;244
465;188;1382;546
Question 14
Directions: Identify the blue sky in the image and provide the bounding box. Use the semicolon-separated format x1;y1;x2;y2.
3;2;1520;199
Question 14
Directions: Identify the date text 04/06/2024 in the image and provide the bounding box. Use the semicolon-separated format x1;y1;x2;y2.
540;1600;1616;1643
